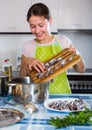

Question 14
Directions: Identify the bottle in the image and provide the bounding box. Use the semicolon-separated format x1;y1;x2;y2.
3;59;12;81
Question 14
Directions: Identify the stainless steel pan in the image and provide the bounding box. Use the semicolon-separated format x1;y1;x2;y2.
9;76;50;104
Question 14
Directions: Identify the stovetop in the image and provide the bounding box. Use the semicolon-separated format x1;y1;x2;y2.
67;68;92;75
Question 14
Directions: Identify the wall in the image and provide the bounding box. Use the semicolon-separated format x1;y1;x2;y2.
0;34;34;70
58;30;92;70
0;31;92;70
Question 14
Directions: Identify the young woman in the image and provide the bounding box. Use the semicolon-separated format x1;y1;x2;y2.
19;3;85;94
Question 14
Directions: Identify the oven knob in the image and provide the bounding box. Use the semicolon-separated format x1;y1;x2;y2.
78;84;81;89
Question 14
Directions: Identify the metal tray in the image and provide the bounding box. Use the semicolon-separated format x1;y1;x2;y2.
0;108;24;127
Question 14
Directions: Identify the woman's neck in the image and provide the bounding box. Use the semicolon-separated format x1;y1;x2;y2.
36;34;54;44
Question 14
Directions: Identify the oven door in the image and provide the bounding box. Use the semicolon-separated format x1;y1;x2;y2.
68;74;92;94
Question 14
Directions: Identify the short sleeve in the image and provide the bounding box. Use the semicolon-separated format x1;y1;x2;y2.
56;35;79;54
22;40;36;57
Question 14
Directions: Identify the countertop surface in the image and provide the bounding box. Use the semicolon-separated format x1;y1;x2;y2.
0;94;92;130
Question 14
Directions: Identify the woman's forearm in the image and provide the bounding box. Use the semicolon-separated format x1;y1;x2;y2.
73;58;85;73
19;55;45;77
19;55;29;77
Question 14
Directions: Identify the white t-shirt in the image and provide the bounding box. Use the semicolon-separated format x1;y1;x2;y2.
22;35;79;57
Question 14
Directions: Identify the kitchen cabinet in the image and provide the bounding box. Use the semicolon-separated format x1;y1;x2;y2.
58;0;92;30
0;0;31;32
0;0;57;33
31;0;58;33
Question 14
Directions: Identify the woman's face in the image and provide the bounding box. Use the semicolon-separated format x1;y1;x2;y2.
28;15;52;42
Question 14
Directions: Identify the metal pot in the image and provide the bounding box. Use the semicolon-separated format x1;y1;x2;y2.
9;77;50;104
0;75;9;96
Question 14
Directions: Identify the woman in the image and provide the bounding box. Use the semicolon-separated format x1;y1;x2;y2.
19;3;85;94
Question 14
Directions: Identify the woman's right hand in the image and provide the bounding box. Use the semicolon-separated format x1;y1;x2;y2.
28;58;45;72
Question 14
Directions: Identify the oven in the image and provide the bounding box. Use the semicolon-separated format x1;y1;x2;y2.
67;69;92;94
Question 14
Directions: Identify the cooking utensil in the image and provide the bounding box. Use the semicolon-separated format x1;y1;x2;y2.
10;76;32;84
0;108;24;127
3;100;17;106
29;48;81;83
9;77;50;104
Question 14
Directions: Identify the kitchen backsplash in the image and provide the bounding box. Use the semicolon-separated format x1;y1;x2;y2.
0;30;92;70
0;34;35;70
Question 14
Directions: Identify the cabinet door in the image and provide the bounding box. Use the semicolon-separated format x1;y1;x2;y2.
31;0;58;33
58;0;92;29
0;0;31;32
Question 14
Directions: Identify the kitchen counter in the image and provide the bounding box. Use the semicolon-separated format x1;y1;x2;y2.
0;94;92;130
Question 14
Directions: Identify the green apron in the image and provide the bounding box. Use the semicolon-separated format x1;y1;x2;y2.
35;37;71;94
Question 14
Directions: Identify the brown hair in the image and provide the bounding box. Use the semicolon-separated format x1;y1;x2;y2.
27;3;51;22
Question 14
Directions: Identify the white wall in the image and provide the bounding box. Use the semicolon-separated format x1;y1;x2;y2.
0;34;34;70
0;31;92;70
58;30;92;69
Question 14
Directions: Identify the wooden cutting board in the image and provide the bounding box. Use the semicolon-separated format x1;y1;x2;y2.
28;48;81;83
